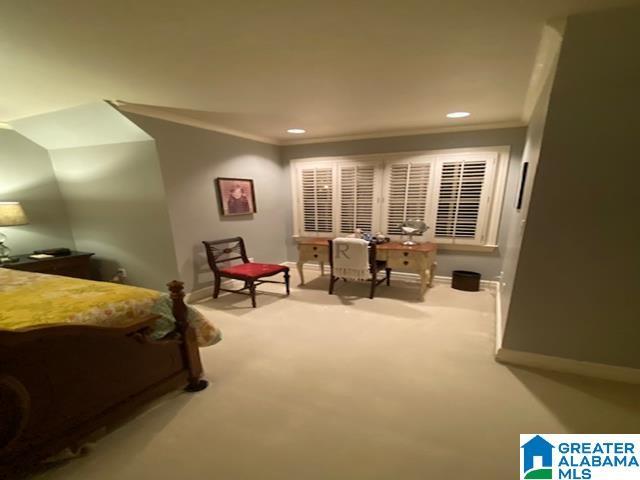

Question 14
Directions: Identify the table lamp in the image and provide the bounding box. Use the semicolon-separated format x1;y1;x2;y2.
0;202;29;263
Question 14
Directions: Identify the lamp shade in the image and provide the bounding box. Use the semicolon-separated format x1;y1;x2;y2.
0;202;29;226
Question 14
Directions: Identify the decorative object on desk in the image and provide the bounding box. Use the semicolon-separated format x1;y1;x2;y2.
215;177;256;216
400;219;428;246
0;201;29;263
348;228;363;239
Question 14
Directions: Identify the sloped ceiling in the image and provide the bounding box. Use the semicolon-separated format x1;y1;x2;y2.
1;0;636;143
10;102;152;150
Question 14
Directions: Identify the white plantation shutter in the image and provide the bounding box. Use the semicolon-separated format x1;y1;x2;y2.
338;163;377;234
293;149;505;246
384;161;432;235
300;166;334;234
433;156;494;243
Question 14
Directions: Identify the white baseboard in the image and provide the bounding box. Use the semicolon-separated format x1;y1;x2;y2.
495;285;503;355
496;347;640;384
494;278;640;384
282;261;499;291
186;279;235;304
186;287;211;303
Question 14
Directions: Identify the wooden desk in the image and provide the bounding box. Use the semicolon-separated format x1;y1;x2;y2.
296;238;437;296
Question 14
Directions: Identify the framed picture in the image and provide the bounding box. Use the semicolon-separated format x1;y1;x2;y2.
215;177;257;216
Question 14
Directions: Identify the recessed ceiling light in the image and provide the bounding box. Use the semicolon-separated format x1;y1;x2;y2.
287;128;306;134
446;112;471;119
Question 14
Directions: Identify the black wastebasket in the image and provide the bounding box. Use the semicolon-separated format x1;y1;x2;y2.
452;270;481;291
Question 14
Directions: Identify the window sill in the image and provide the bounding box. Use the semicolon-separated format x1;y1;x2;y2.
436;244;498;253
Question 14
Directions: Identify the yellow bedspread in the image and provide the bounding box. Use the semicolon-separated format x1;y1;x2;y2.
0;268;221;346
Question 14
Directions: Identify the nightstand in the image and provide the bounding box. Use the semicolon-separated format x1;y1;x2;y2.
2;251;94;279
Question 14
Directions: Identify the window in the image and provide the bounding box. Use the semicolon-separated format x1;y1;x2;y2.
383;158;431;235
292;147;508;248
432;154;496;245
300;166;334;234
338;161;381;235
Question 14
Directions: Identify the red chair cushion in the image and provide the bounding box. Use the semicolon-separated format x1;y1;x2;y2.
219;262;288;280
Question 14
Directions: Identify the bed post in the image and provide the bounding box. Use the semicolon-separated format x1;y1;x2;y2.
167;280;208;392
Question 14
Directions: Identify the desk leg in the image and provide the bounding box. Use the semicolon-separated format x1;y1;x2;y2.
419;270;429;298
297;261;305;285
320;262;325;276
429;261;437;287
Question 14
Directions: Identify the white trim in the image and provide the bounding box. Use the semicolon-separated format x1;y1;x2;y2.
185;279;235;304
289;146;510;164
437;243;497;253
281;121;526;145
485;147;510;246
495;348;640;385
114;101;278;145
495;284;503;355
113;100;526;146
0;122;14;130
522;22;564;122
185;287;213;304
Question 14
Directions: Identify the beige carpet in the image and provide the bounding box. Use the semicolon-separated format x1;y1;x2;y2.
32;270;640;480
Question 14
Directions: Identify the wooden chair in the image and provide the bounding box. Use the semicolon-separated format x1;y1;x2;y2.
328;239;391;299
202;237;290;308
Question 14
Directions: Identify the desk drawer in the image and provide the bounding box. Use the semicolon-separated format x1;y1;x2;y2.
385;250;425;271
298;244;329;262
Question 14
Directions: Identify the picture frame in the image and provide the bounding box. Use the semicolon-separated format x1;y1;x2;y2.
215;177;257;216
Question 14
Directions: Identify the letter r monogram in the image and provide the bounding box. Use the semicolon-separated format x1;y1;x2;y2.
336;244;351;259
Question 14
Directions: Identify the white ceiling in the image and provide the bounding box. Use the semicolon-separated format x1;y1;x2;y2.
0;0;635;143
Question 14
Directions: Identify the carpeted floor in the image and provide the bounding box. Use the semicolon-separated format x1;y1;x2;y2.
32;270;640;480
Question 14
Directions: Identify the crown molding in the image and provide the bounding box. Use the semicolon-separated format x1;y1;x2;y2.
0;122;14;130
280;121;527;146
112;101;527;147
522;20;565;122
113;101;279;145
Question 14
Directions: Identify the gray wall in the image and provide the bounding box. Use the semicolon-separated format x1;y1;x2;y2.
503;6;640;369
123;113;288;292
49;140;179;290
0;129;75;254
281;127;526;280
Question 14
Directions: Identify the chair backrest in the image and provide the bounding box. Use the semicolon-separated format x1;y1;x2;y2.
329;238;377;279
202;237;249;274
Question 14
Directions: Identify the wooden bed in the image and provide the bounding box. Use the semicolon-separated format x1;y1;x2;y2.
0;280;207;475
